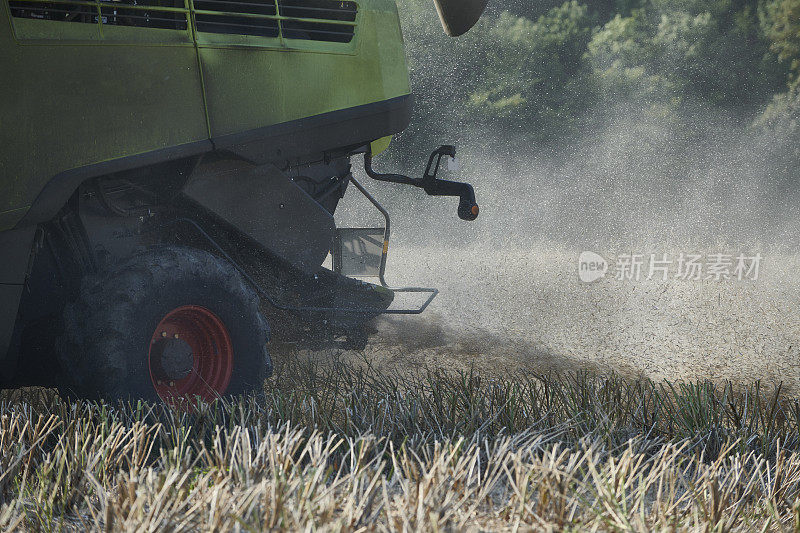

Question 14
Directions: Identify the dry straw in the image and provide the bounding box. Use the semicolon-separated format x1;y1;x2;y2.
2;360;800;531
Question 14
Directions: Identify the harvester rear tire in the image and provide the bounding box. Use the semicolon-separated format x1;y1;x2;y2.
56;246;272;402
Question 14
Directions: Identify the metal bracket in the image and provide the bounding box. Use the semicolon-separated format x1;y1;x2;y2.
158;211;437;316
346;175;439;314
364;145;479;221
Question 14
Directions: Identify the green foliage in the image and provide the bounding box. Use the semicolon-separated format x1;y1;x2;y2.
397;0;798;148
761;0;800;89
465;2;595;141
587;12;675;104
587;0;786;113
753;0;800;144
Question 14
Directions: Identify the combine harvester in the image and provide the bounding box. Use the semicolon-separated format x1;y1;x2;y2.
0;0;487;401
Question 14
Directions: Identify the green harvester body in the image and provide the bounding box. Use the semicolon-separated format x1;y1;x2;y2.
0;0;410;228
0;0;487;397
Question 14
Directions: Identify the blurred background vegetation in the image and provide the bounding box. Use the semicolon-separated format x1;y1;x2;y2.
393;0;800;156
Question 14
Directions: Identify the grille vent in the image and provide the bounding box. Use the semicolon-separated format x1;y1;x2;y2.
7;0;357;43
193;0;357;43
9;0;188;30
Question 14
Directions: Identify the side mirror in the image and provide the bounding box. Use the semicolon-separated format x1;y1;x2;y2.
433;0;489;37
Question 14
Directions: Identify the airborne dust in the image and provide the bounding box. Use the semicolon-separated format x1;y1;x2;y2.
286;0;800;391
329;106;800;392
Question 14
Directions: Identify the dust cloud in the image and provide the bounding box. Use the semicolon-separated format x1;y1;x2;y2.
332;107;800;390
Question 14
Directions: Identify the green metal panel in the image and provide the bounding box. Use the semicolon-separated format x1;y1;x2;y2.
0;0;207;229
0;0;411;230
196;0;410;138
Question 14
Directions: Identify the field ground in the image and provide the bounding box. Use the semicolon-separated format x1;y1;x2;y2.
3;354;800;530
381;244;800;392
3;244;800;530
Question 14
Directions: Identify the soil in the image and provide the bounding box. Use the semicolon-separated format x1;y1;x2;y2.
281;244;800;393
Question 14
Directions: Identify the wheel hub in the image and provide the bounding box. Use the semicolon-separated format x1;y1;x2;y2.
148;305;234;403
150;337;194;381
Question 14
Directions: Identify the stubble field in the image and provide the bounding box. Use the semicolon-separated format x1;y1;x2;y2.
4;242;800;531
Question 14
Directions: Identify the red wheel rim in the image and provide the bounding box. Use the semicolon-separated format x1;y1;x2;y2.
148;305;233;404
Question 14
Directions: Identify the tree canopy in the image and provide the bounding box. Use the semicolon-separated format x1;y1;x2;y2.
397;0;799;148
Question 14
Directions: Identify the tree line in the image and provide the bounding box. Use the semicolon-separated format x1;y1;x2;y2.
397;0;800;150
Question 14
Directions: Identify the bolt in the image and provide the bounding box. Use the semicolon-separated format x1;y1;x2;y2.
174;333;180;339
161;331;167;337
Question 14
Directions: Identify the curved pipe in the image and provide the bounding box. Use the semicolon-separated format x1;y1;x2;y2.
363;148;479;221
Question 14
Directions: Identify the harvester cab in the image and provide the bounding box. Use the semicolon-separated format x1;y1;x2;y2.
0;0;489;402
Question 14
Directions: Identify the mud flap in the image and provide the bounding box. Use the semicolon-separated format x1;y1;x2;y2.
183;160;335;274
0;226;36;382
